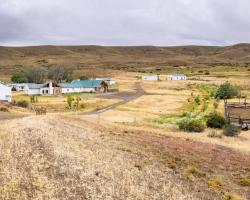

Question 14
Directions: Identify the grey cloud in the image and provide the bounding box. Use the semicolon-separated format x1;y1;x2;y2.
0;0;250;46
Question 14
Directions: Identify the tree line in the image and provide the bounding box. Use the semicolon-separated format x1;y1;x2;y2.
11;65;75;84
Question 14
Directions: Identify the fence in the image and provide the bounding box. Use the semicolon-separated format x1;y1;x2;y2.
224;98;250;129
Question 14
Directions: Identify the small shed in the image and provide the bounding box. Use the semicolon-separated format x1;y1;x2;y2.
0;82;12;102
141;75;159;81
167;74;187;81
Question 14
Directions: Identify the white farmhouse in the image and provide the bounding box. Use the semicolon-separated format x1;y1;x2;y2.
167;74;187;81
59;80;104;94
8;83;29;92
0;82;12;102
141;75;159;81
27;82;61;96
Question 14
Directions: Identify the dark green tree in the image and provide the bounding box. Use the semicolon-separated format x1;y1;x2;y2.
11;71;28;83
215;82;239;99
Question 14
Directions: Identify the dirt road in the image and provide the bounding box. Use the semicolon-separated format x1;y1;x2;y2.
83;82;145;115
0;112;27;120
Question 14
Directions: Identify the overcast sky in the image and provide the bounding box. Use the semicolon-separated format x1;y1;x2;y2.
0;0;250;46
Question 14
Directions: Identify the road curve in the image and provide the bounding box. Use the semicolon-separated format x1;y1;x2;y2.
82;82;145;115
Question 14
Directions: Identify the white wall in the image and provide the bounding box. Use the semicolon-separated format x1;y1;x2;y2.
8;84;29;91
0;84;12;102
27;88;40;96
61;87;96;94
142;75;159;81
167;76;187;81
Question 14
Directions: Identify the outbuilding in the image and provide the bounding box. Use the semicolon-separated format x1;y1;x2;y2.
0;82;12;102
27;82;61;96
141;75;159;81
59;80;105;94
8;83;29;91
95;78;116;85
167;74;187;81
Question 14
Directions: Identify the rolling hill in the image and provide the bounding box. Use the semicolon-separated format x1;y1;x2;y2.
1;43;250;77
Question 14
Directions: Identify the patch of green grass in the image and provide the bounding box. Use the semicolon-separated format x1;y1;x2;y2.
153;115;181;125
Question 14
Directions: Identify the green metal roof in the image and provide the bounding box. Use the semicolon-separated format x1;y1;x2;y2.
59;80;102;88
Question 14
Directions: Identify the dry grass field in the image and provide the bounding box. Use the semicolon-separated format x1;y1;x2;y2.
1;50;250;199
0;115;250;200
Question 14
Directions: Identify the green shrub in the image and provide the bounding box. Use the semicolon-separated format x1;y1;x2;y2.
206;112;226;129
178;118;205;132
11;71;28;83
223;125;240;137
213;101;219;110
17;100;29;108
215;82;239;99
67;96;74;109
194;95;201;105
204;70;210;75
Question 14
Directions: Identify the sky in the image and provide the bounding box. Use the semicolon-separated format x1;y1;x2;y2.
0;0;250;46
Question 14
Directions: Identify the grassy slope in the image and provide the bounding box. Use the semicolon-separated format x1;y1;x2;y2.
0;115;249;199
1;43;250;78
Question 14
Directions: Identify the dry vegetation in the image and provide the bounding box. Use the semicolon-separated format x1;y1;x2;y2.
1;45;250;199
1;44;250;80
0;115;250;199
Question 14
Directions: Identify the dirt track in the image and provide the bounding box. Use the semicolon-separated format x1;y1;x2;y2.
83;82;145;115
0;112;26;120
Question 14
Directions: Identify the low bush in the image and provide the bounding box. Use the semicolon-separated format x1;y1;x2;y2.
0;107;9;112
207;176;223;191
204;70;210;75
178;118;205;132
17;100;29;108
194;95;201;105
206;112;226;129
223;124;240;137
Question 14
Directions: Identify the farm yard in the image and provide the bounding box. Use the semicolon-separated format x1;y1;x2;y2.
1;0;250;197
1;66;250;200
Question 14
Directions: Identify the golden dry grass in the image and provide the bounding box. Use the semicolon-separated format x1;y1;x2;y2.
0;115;223;200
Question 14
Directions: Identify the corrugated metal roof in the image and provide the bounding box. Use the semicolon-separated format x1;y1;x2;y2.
60;80;102;88
171;74;186;77
27;83;45;89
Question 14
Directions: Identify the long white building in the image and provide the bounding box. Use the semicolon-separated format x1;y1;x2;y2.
167;74;187;81
26;80;105;96
141;75;159;81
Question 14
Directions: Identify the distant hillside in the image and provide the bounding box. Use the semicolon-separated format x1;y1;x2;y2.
1;43;250;76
